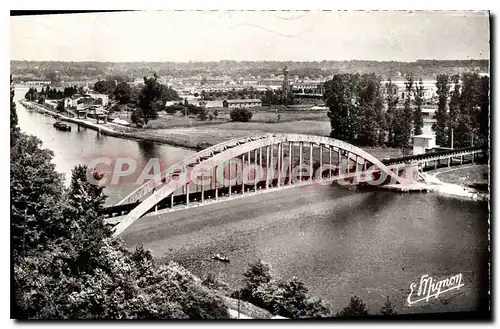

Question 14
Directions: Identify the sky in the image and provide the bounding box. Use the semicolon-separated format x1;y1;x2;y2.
10;11;490;62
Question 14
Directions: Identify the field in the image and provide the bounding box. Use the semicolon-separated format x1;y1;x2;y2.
110;107;401;160
111;107;329;129
434;164;489;191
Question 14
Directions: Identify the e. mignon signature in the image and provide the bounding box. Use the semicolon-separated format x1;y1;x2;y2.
407;274;464;306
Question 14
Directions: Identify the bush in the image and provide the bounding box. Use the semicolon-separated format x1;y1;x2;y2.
198;110;208;121
336;295;369;317
166;104;184;114
230;108;252;122
380;296;397;316
131;109;144;128
231;260;331;319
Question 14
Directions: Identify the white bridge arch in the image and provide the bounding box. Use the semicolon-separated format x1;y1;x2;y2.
111;133;404;236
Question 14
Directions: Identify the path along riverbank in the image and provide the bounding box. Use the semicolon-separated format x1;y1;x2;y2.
422;165;489;202
19;100;205;151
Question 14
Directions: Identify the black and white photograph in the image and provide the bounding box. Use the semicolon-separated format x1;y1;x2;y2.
9;9;491;321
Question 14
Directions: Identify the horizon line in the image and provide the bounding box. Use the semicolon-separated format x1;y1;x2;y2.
10;58;490;64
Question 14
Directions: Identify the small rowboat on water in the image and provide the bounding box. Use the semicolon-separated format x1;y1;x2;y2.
211;253;230;263
92;169;105;181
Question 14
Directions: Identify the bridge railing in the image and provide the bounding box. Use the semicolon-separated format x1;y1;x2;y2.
116;134;274;205
383;146;487;165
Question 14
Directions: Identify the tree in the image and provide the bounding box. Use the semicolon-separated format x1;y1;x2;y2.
385;79;399;147
231;260;331;319
413;79;424;136
478;76;490;146
131;109;145;127
11;133;65;261
324;74;360;143
336;295;369;317
357;73;384;146
160;86;180;102
198;109;208;121
230;108;252;122
213;109;219;118
94;80;116;95
63;86;78;98
456;73;481;147
401;74;414;150
137;76;179;124
11;75;19;145
114;82;132;104
45;71;61;85
447;74;461;148
380;296;397;316
433;74;450;147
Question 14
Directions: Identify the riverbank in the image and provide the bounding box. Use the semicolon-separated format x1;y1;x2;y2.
18;100;403;159
422;165;489;202
19;100;205;151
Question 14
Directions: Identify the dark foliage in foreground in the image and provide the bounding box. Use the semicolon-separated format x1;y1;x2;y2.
11;85;228;319
231;260;331;318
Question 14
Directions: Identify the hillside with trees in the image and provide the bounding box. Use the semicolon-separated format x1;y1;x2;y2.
11;60;489;83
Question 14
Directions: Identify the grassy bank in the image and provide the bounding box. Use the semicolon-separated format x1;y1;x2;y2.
433;165;489;192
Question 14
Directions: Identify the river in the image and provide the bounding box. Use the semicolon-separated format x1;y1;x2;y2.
14;87;489;316
14;87;194;205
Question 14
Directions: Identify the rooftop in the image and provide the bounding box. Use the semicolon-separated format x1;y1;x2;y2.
225;99;262;104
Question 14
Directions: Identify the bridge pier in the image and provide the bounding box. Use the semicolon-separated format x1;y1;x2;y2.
434;159;438;170
460;155;463;165
299;142;303;181
201;172;205;201
288;142;293;186
278;143;282;187
448;157;451;167
329;146;332;178
309;143;313;182
215;166;218;200
266;145;270;189
242;153;245;195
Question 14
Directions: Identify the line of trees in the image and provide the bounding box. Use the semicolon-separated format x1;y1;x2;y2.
324;72;489;151
199;87;295;107
432;73;489;148
25;85;81;103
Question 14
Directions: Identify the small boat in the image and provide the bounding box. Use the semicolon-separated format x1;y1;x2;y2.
53;121;71;132
211;253;230;263
92;169;105;181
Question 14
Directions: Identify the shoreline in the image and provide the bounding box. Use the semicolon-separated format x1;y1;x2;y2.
19;100;204;152
421;171;489;202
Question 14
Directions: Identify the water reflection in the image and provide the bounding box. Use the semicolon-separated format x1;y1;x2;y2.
14;87;194;203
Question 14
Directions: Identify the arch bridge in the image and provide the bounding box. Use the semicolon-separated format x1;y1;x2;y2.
107;133;405;236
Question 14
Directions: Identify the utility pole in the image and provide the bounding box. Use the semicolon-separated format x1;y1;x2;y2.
451;128;454;149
